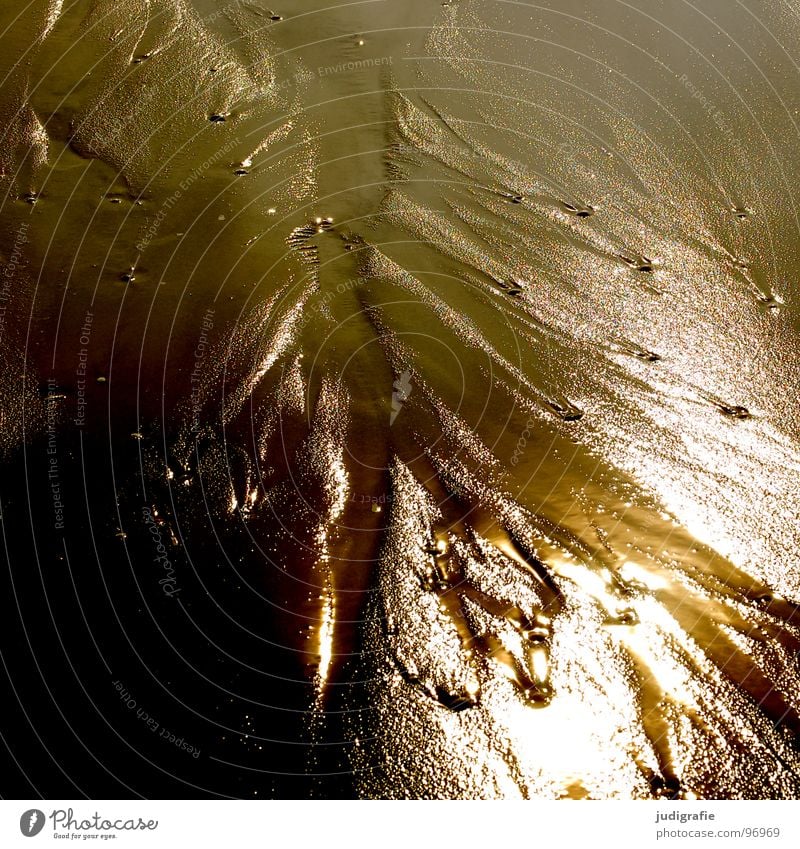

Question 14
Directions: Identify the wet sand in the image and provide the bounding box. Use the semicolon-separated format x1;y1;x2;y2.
2;0;800;798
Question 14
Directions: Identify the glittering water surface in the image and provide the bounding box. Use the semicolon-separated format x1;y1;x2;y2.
2;0;800;798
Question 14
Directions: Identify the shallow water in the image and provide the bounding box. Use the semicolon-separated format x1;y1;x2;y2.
2;0;800;798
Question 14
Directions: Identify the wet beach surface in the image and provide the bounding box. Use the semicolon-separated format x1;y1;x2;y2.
2;0;800;798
